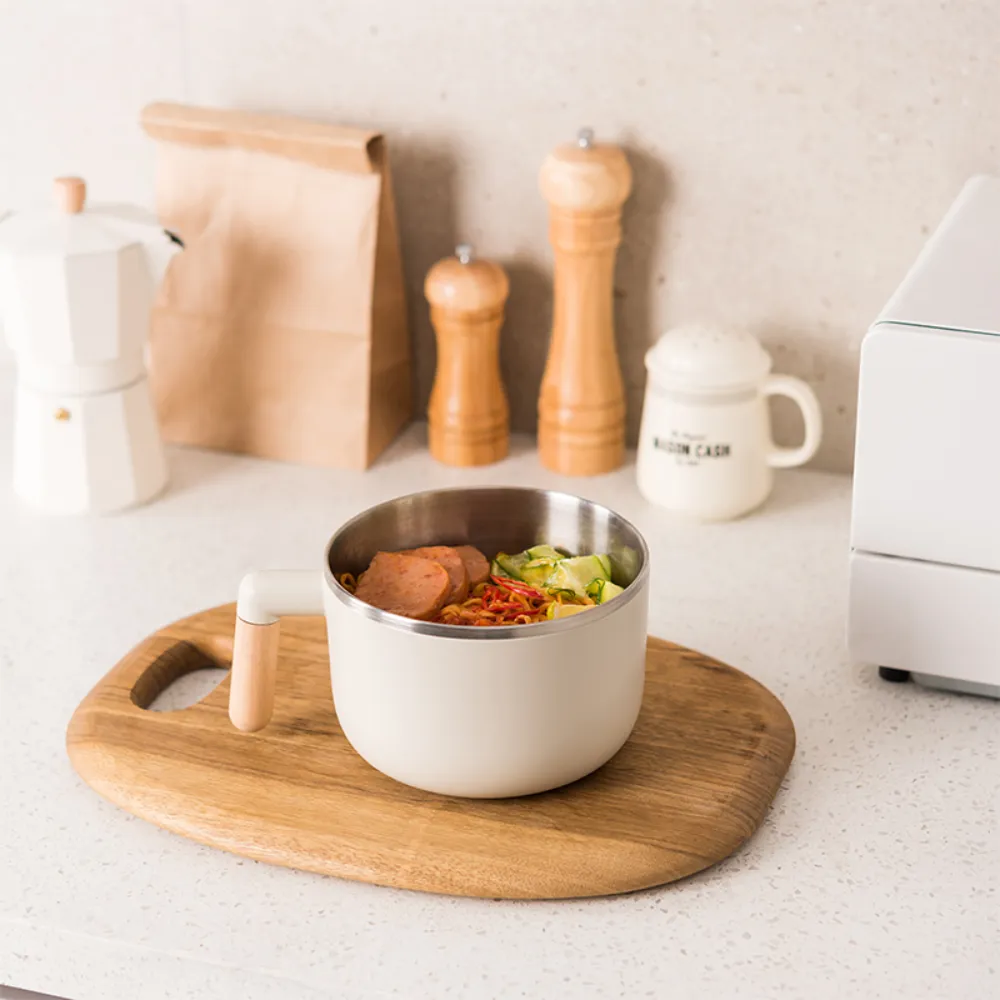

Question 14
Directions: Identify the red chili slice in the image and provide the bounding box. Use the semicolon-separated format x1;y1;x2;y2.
490;575;546;600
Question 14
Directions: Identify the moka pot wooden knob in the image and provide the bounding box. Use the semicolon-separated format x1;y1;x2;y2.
53;176;87;214
538;128;632;476
425;245;510;467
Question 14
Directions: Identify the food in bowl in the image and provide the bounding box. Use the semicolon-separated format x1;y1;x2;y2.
338;543;625;626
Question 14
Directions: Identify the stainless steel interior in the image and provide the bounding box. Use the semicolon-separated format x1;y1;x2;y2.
325;486;649;639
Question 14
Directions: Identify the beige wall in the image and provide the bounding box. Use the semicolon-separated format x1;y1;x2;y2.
2;0;998;470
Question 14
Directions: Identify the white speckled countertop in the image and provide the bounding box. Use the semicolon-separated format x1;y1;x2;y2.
1;388;996;1000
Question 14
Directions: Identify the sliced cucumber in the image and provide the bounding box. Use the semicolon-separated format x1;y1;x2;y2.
585;579;625;604
546;587;580;601
493;547;616;601
525;544;563;561
492;545;565;584
520;558;558;586
543;554;611;598
491;552;528;580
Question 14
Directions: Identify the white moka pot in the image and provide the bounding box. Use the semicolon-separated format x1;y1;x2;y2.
227;487;651;799
0;177;181;514
636;325;823;520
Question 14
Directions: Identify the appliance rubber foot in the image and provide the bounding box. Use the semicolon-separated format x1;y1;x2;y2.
878;666;911;683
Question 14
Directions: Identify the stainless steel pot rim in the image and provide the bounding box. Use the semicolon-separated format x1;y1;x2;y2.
323;485;650;641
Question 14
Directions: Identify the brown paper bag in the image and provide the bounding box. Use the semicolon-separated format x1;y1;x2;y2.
141;102;411;469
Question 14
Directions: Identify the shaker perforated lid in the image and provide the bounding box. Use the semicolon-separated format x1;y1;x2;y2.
645;324;772;390
0;177;168;257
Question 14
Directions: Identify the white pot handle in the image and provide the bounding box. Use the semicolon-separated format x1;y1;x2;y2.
763;374;823;469
229;570;325;732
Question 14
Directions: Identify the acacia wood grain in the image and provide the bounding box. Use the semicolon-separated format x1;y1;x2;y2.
537;137;632;477
66;604;795;899
425;252;510;467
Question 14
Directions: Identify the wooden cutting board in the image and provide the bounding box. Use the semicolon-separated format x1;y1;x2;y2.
66;604;795;899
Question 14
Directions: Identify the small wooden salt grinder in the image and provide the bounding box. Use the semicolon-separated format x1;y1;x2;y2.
538;128;632;475
425;244;510;466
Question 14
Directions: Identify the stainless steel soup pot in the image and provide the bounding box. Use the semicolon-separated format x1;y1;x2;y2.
229;487;650;798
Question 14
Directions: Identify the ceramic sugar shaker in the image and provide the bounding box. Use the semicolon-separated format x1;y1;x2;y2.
636;324;823;520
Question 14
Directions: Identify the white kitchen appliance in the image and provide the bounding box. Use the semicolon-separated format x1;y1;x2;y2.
0;177;180;514
848;174;1000;698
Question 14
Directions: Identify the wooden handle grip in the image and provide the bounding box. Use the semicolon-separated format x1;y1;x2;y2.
228;617;281;732
129;639;223;709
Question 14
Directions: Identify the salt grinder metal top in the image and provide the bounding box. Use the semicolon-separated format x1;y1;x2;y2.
425;244;510;466
537;128;632;476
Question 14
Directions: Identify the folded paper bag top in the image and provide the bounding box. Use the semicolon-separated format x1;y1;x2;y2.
141;102;382;173
140;102;411;470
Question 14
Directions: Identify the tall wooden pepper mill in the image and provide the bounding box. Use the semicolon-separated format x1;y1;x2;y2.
538;128;632;475
425;244;510;466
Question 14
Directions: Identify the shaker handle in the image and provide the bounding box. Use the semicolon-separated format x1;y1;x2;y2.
229;570;325;732
763;375;823;469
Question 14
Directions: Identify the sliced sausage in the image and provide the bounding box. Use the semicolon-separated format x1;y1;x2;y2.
354;552;450;620
454;545;491;586
399;546;469;603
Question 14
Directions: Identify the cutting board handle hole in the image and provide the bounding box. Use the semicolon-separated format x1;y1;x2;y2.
132;640;229;712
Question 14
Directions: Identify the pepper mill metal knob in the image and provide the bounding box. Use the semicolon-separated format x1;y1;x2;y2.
537;128;632;475
425;244;510;466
